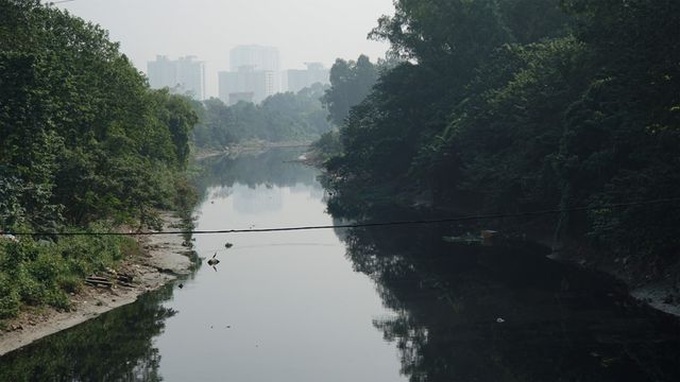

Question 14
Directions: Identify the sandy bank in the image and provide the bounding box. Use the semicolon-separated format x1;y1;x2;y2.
0;213;195;356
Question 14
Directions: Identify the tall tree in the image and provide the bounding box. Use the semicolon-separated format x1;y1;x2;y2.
321;55;379;126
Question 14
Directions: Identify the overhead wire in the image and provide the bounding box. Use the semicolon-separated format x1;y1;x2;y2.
6;197;680;237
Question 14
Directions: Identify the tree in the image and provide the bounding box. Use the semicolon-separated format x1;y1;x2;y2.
553;0;680;261
321;55;379;126
191;85;332;150
1;0;198;227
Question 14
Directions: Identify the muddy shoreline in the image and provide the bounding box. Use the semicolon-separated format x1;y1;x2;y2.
0;213;195;356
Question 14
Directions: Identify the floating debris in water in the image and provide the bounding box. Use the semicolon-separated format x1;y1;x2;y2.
496;317;505;323
225;242;234;249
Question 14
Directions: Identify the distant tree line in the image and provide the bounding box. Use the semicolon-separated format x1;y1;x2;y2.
0;0;198;320
320;0;680;279
191;83;332;150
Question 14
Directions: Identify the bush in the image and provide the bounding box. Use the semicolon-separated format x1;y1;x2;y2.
0;221;128;318
0;273;20;319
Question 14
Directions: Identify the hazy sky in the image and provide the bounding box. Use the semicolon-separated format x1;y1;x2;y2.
56;0;395;97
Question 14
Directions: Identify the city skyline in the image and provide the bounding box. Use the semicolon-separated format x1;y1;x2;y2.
55;0;394;98
219;45;280;104
149;46;331;102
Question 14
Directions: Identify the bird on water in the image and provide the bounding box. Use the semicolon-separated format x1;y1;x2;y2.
208;252;220;271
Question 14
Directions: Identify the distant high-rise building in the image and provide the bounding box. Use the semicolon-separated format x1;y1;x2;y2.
218;45;281;104
286;62;330;93
218;65;277;105
147;55;176;90
229;45;280;72
147;55;205;100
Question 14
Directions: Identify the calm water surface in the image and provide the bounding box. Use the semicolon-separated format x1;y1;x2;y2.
155;164;404;381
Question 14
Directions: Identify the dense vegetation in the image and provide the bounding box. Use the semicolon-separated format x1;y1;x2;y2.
321;0;680;282
310;55;382;161
0;1;198;321
191;83;332;150
321;55;380;127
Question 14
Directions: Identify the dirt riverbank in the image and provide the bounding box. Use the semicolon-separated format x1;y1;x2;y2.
0;213;195;356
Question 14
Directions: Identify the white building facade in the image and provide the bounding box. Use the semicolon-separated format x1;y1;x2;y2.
147;55;205;100
219;45;281;104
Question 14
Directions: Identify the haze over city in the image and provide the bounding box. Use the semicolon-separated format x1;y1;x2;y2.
56;0;394;98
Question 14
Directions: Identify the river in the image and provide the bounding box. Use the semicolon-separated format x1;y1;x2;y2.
1;148;679;381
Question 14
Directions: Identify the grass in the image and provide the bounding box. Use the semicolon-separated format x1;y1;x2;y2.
0;225;132;321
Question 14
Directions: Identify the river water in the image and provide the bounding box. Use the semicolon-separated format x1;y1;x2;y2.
1;148;679;381
153;150;404;381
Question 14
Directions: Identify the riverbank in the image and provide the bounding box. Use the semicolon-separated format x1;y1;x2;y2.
0;213;195;356
556;241;680;318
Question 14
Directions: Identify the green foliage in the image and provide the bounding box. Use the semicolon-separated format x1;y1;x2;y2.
310;130;343;163
192;97;237;149
429;37;590;212
0;0;198;229
0;223;134;319
0;272;20;319
321;55;379;126
325;0;680;270
191;83;332;150
0;1;199;319
150;89;199;168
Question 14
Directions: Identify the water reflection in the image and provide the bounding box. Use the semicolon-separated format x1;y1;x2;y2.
0;285;176;381
154;151;405;382
194;148;318;198
232;184;284;214
337;221;680;381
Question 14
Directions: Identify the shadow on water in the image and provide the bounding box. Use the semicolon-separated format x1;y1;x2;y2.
0;285;177;381
336;212;680;381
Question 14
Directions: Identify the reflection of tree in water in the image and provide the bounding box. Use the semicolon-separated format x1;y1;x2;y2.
0;285;177;381
331;217;353;243
194;148;320;201
209;186;233;200
342;223;680;382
